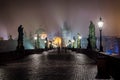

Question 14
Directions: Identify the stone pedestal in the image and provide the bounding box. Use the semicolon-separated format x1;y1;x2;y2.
95;56;110;79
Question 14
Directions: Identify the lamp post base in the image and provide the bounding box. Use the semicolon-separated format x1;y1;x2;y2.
99;46;103;52
95;56;110;79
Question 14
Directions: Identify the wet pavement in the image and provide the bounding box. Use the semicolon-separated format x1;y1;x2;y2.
0;50;113;80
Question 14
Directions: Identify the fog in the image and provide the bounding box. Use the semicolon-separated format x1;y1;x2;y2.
0;0;120;39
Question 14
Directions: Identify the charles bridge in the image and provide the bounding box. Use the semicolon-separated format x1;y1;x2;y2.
0;48;119;80
0;22;120;80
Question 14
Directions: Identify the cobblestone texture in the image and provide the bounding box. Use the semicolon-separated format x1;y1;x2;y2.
0;50;113;80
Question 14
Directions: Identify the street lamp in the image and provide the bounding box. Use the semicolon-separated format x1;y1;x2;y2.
34;36;37;49
98;17;104;52
44;40;47;43
77;33;82;48
78;35;82;40
44;37;48;50
72;40;75;48
96;18;110;79
79;35;82;48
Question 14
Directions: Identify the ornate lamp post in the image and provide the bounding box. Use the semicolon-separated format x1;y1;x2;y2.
96;17;110;79
79;35;82;48
44;37;48;50
44;40;47;48
98;17;104;52
72;40;75;48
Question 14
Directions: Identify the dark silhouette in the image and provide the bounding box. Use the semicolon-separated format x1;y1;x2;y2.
16;25;24;52
45;37;48;50
18;25;24;41
8;34;13;40
87;35;92;50
89;21;97;50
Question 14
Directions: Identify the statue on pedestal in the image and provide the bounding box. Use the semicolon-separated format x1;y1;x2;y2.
77;33;81;48
88;21;97;50
16;25;24;52
87;35;92;49
8;34;13;40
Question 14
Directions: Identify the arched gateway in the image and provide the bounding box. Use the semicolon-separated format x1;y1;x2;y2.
52;37;62;48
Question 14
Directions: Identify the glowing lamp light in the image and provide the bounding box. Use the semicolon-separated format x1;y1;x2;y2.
34;36;37;40
98;17;104;52
77;33;82;39
49;42;51;45
72;40;75;43
44;41;47;43
41;33;47;39
78;36;82;39
52;37;62;47
98;17;104;30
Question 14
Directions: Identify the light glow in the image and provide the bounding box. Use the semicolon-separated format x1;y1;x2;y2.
78;36;82;39
34;36;37;40
98;17;104;29
72;40;75;43
52;37;62;47
44;41;47;43
41;33;47;39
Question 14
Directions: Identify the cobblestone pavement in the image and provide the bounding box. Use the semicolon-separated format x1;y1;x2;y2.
0;50;113;80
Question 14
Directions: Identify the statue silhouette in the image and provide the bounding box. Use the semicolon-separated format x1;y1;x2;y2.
87;35;92;50
18;25;24;41
16;25;24;52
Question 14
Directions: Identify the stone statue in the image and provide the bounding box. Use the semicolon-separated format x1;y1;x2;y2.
73;36;76;48
87;35;92;49
77;33;81;48
89;21;96;49
16;25;24;52
8;34;13;40
18;25;24;41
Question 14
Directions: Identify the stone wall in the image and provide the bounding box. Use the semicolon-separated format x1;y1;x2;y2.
81;36;120;55
0;40;34;53
103;36;120;55
0;36;120;54
0;40;17;52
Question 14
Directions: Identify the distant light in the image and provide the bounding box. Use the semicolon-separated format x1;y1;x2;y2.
41;33;47;39
77;33;82;39
78;36;82;39
52;37;62;47
34;36;37;40
44;41;47;43
72;40;75;43
49;42;51;45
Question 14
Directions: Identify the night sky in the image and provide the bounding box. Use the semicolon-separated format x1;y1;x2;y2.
0;0;120;39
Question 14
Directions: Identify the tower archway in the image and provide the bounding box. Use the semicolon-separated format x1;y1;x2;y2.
52;37;62;48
